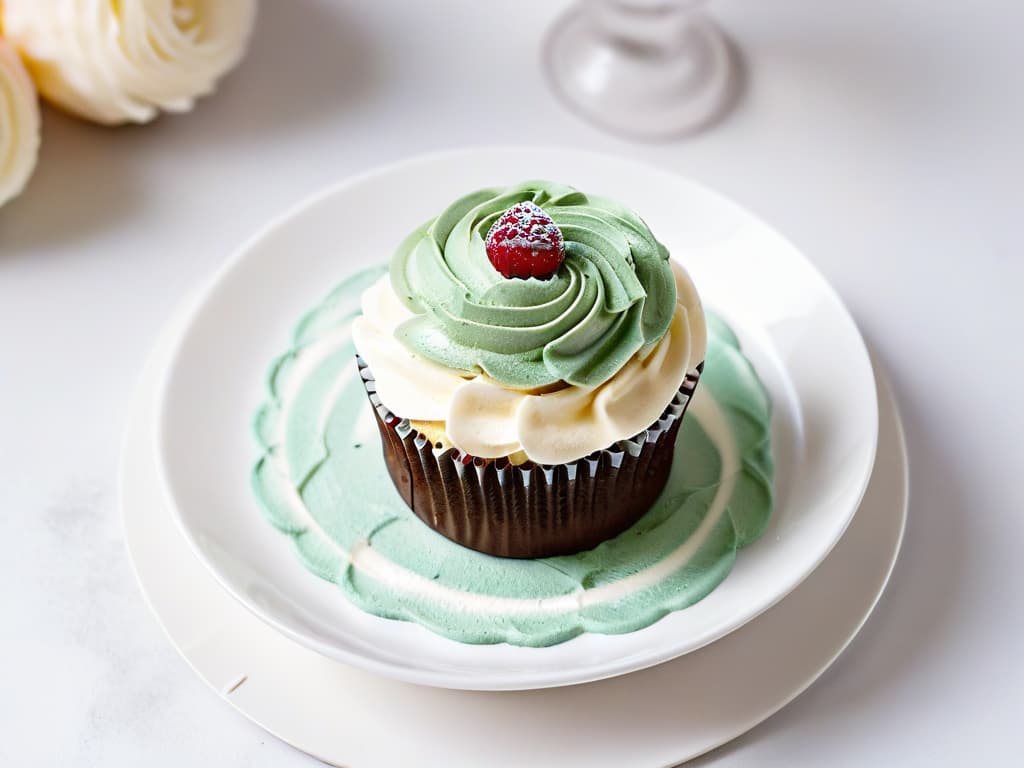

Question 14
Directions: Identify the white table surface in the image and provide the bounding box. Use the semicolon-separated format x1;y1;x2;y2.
1;1;1021;765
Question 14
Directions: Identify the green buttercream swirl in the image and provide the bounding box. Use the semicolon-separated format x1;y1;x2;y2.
389;181;677;390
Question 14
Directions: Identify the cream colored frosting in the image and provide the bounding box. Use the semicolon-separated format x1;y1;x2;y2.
0;36;40;207
352;262;706;465
2;0;256;125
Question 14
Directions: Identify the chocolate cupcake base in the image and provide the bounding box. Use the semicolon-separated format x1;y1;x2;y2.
359;357;701;559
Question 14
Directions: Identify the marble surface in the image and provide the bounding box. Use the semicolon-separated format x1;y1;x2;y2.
1;0;1021;765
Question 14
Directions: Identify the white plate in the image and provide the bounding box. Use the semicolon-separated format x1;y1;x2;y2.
125;310;906;768
156;148;878;690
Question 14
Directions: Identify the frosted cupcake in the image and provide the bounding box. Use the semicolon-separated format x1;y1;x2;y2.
352;181;706;557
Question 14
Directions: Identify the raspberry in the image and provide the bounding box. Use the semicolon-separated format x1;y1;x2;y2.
484;201;565;280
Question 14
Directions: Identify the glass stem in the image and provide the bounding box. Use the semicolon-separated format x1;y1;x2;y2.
594;0;702;51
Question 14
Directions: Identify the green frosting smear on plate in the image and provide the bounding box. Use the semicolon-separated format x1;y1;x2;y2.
252;265;774;647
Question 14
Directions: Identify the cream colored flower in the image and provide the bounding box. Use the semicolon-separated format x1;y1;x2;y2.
2;0;257;125
0;35;40;207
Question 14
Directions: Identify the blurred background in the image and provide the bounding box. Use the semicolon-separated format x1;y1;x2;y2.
0;0;1020;765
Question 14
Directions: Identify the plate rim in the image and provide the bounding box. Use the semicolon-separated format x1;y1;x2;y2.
154;146;880;690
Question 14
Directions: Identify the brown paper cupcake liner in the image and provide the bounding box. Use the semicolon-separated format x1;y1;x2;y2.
358;356;702;558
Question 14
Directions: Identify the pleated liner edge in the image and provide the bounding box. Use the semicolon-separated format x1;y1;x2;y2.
358;356;701;558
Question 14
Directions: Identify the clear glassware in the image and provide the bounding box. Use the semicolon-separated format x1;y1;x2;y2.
543;0;737;140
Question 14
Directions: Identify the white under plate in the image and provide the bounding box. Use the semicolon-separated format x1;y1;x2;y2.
156;148;878;690
123;311;906;767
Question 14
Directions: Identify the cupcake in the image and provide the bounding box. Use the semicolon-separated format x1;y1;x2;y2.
351;181;706;558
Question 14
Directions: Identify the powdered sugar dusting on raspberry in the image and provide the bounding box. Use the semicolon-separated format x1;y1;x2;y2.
484;201;566;279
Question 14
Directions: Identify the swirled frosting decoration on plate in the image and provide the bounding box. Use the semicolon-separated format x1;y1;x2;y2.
2;0;257;125
390;180;683;391
252;265;774;647
0;36;40;207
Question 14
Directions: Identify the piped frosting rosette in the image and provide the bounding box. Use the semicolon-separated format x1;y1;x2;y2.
1;0;256;124
352;181;708;557
354;180;707;466
0;34;40;207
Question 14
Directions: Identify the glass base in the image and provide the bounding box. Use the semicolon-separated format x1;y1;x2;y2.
543;5;736;140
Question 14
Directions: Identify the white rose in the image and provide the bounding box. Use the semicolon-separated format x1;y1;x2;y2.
0;35;40;207
2;0;257;125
